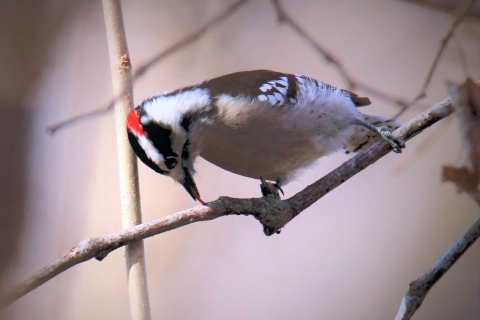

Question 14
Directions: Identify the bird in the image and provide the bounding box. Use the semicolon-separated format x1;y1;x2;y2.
126;70;404;203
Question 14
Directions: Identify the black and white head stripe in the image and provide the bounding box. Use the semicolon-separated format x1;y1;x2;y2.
139;88;211;126
141;123;178;170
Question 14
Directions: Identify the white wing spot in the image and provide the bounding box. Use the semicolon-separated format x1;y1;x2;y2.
276;86;287;95
273;92;283;101
295;75;305;84
257;76;291;105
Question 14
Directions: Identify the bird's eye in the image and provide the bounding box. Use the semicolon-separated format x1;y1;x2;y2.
181;116;192;131
164;156;178;170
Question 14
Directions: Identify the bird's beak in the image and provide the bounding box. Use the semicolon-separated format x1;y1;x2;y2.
182;167;206;204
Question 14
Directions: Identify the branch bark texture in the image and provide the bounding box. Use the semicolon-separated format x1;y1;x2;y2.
2;96;454;308
102;1;151;319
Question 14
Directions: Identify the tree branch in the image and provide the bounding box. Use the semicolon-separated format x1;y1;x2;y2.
1;95;454;308
102;0;151;318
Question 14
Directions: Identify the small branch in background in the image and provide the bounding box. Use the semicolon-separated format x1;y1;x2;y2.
270;0;410;109
102;1;151;319
391;0;475;120
395;216;480;320
131;0;249;80
47;0;250;134
395;78;480;320
453;34;470;78
2;94;455;308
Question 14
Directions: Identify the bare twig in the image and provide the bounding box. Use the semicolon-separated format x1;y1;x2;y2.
47;0;250;134
102;1;151;319
391;0;475;120
2;95;455;308
394;216;480;320
270;0;410;109
395;78;480;320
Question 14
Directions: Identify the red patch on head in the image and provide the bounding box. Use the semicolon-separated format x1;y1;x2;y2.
126;110;145;137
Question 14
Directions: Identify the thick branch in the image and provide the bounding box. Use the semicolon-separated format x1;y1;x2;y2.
2;96;454;308
102;0;151;318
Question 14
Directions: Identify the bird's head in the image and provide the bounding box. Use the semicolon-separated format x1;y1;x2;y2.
126;105;203;203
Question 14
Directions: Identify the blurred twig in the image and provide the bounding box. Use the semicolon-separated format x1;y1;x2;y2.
453;34;470;78
391;0;476;120
2;94;455;308
395;215;480;320
270;0;410;109
47;0;250;134
102;1;151;319
396;7;469;172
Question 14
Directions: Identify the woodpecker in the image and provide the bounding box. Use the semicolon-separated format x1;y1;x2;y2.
126;70;404;203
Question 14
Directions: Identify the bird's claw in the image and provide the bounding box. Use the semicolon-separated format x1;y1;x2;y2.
377;127;405;153
260;177;283;199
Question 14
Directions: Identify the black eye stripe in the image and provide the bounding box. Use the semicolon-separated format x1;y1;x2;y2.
182;139;190;160
128;132;169;174
142;122;178;169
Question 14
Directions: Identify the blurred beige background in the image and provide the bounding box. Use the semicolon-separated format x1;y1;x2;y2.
0;0;479;319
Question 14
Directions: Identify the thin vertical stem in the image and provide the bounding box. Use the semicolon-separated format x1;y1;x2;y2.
102;1;151;319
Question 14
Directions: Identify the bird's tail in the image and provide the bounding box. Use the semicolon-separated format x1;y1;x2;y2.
344;114;401;154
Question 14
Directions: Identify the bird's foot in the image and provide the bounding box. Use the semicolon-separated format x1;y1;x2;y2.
354;119;406;154
260;177;284;200
375;126;405;153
